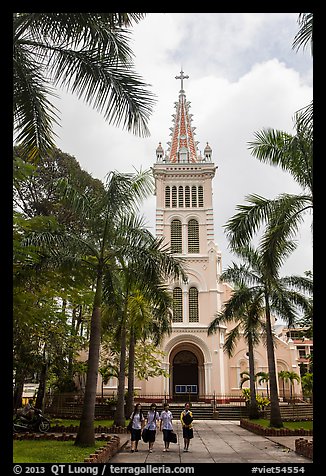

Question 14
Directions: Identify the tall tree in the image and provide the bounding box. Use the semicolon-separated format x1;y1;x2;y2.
225;12;313;272
256;372;270;398
23;169;155;445
125;285;172;416
225;107;312;260
208;281;266;419
285;371;301;401
13;13;155;162
278;370;289;400
213;246;312;427
103;231;185;427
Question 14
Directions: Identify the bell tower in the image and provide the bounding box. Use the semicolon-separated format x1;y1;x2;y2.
152;71;227;399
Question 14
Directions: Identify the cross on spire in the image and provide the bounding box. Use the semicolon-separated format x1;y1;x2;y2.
175;69;189;91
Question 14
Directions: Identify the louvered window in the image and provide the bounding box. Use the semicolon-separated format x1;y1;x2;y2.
188;219;199;253
185;186;190;207
173;287;183;322
178;186;184;207
171;219;182;253
192;186;197;207
198;186;204;207
172;186;177;207
189;287;199;322
165;186;170;207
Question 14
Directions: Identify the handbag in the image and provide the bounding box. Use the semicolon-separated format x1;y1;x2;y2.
127;411;135;432
169;430;177;443
142;410;157;442
142;427;150;442
182;412;193;426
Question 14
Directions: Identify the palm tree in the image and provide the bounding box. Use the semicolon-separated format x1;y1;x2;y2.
239;371;253;389
278;370;289;400
301;372;313;402
293;12;313;150
23;169;158;445
212;246;312;427
225;109;312;259
208;283;266;420
292;13;313;56
13;13;156;162
286;371;301;401
125;286;173;416
106;234;185;427
225;13;313;264
256;372;270;398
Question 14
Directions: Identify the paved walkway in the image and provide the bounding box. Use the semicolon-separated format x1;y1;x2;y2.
109;420;312;464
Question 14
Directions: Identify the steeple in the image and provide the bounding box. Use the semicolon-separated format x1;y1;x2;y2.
159;70;212;164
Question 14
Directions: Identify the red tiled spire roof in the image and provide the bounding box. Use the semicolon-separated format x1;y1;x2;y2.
166;70;200;163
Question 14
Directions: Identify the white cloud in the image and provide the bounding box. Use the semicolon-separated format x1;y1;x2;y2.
51;12;313;278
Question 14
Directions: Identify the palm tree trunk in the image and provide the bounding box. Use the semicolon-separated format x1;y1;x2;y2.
248;337;260;419
114;319;127;427
264;293;283;428
75;272;103;446
35;354;47;410
126;326;136;416
13;370;25;410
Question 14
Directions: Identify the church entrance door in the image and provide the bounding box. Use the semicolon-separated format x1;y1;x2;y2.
172;350;198;402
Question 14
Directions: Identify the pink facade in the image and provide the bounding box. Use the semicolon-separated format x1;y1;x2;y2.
97;72;304;401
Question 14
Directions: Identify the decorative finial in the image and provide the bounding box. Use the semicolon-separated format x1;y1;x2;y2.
175;69;189;91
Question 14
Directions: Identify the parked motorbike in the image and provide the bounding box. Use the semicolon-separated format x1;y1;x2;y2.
13;408;51;433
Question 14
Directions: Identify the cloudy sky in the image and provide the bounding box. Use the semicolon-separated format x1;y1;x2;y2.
52;12;313;278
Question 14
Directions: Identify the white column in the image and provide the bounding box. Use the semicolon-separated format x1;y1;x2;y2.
204;362;212;395
183;222;187;254
219;328;226;394
162;362;170;395
183;288;189;323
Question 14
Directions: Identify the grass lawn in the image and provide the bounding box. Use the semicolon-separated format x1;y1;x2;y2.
13;440;103;463
250;419;313;430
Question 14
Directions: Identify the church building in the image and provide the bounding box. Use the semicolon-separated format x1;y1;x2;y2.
100;71;302;401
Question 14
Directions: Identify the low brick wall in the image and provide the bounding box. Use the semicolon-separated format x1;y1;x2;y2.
240;419;313;436
295;438;313;460
49;424;128;434
84;435;120;463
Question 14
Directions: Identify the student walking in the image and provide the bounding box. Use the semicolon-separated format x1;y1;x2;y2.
129;403;145;452
144;403;160;453
159;403;174;452
180;402;194;452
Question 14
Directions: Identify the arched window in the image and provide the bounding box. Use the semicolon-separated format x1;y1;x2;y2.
173;287;183;322
165;186;170;207
188;219;199;253
171;219;182;253
198;186;204;207
189;287;199;322
172;186;177;207
178;186;184;207
191;186;197;207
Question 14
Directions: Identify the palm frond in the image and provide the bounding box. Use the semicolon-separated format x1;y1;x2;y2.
292;13;313;55
223;324;241;357
13;44;60;162
224;194;277;249
48;46;156;137
13;12;154;164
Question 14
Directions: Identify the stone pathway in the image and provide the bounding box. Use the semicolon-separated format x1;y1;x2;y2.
110;420;312;464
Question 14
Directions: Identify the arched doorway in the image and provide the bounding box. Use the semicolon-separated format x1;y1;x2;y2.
172;350;199;401
165;337;209;401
